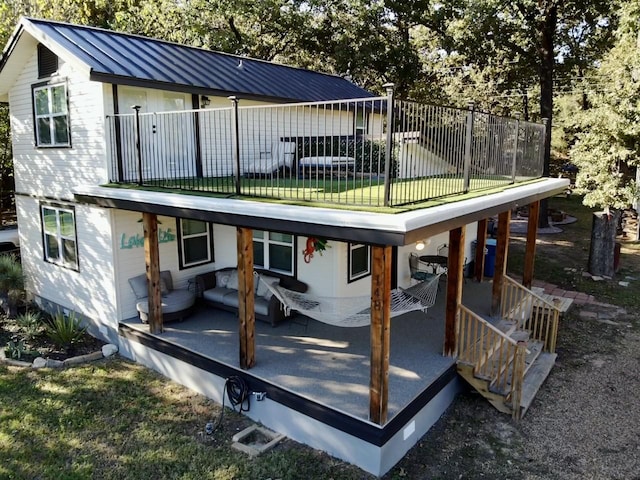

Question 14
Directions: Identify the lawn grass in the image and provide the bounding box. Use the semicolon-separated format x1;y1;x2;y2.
508;194;640;313
109;174;539;213
0;359;371;480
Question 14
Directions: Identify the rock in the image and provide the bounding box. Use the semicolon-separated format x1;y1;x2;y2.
46;359;64;368
618;281;630;287
582;272;592;277
32;357;47;368
591;276;603;281
102;344;118;357
64;351;103;366
603;275;612;280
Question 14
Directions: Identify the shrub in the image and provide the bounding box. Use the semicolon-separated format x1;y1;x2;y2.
5;337;26;359
15;310;43;341
0;254;24;316
46;311;86;351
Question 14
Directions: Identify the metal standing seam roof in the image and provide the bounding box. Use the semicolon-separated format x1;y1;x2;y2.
18;17;375;102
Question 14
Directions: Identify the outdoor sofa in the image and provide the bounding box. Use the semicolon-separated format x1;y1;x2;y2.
194;267;308;326
128;270;196;323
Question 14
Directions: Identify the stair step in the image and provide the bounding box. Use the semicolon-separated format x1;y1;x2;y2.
489;340;544;395
510;352;557;417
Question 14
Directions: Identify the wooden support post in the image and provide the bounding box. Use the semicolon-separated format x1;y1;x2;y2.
444;226;465;356
143;212;162;334
523;201;540;288
237;227;255;369
369;245;392;425
474;219;488;282
491;210;511;314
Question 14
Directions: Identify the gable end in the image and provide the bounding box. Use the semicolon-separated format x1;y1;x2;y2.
37;43;58;78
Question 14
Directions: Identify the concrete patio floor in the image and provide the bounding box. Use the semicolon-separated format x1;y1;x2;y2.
124;279;495;421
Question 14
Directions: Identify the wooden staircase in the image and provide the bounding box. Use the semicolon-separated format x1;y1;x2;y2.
456;277;561;419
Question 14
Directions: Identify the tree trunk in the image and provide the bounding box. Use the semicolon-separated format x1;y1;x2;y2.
588;211;621;277
537;3;557;229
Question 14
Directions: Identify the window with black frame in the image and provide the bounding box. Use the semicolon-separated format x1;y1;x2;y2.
348;243;371;282
177;219;213;269
41;204;78;270
253;230;294;274
33;82;70;147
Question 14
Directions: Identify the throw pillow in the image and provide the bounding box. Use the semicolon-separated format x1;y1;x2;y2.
160;277;169;296
215;270;231;288
226;269;239;290
256;275;279;298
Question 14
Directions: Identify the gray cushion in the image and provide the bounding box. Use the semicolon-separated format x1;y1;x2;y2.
202;287;235;304
254;297;270;316
128;274;148;299
159;270;173;291
256;275;279;299
129;270;173;298
222;291;239;308
215;270;231;288
226;270;239;290
136;289;195;315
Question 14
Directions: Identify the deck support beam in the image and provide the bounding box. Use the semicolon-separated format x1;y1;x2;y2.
522;201;540;288
445;226;465;356
370;245;392;425
237;227;256;369
474;219;488;282
491;210;511;314
143;212;162;334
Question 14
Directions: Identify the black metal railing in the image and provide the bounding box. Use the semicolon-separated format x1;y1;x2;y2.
106;89;545;208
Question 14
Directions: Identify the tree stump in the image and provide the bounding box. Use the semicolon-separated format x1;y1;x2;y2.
588;211;621;277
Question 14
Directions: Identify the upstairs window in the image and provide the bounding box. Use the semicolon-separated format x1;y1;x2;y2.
41;204;78;270
37;44;58;78
33;82;70;147
253;230;294;275
177;219;214;269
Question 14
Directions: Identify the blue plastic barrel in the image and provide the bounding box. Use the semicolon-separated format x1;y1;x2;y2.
484;239;497;277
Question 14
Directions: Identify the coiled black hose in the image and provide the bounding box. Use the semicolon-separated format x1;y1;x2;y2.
206;376;251;435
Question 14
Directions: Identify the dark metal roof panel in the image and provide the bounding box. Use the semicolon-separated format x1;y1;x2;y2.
25;18;374;102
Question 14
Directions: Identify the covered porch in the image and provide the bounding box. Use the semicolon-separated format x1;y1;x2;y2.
120;280;494;421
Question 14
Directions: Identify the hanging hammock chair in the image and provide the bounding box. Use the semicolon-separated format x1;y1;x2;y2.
256;272;442;328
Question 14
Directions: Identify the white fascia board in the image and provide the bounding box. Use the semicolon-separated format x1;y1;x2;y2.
401;177;570;232
74;178;569;237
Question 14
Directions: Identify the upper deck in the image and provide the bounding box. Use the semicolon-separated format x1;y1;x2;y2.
105;94;547;211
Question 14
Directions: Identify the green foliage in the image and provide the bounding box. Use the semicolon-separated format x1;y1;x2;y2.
46;310;87;351
297;136;388;173
5;337;26;359
0;253;24;310
570;0;640;211
15;310;42;341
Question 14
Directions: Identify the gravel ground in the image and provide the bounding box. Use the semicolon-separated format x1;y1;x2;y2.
386;303;640;480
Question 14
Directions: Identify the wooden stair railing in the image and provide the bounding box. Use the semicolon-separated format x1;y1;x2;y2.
457;304;527;417
501;276;560;353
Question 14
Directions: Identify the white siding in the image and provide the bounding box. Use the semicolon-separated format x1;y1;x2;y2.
9;52;108;199
17;196;119;334
114;210;218;320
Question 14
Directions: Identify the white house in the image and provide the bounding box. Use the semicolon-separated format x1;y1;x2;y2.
0;17;568;476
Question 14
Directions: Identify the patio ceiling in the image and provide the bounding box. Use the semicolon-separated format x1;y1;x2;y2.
74;177;568;246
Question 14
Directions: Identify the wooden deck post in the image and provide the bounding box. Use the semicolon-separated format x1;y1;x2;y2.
237;227;255;369
444;226;465;356
522;201;540;288
474;219;488;282
491;210;511;314
143;212;162;334
370;245;392;425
